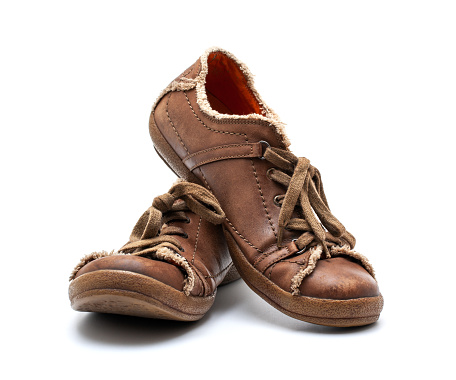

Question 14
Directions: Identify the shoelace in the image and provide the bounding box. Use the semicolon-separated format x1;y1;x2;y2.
263;146;355;257
119;182;225;256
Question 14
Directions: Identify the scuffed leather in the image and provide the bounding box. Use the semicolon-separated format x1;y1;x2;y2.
75;208;233;297
151;56;380;300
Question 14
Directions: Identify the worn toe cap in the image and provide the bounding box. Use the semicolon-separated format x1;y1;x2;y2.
74;255;185;291
299;257;379;300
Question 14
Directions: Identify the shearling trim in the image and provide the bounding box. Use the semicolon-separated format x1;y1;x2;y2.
151;47;290;147
69;250;123;281
195;47;290;147
151;77;197;112
330;245;376;279
150;247;196;296
288;244;377;296
70;246;197;295
290;245;323;296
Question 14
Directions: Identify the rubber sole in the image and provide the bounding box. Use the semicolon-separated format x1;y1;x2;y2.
69;115;242;321
149;114;384;327
69;266;239;321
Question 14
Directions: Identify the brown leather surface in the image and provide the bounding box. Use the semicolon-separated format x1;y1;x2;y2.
74;208;233;297
182;142;263;171
76;255;185;291
298;257;380;299
151;52;379;300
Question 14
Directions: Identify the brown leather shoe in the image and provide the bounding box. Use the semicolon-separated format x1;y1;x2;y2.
69;181;239;321
149;47;384;327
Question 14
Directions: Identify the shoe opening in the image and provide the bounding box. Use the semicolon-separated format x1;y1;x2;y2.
205;52;263;116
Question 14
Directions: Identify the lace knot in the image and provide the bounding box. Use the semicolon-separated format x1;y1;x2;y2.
152;192;176;213
264;146;355;252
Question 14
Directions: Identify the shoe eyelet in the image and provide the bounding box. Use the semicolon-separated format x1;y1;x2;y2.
185;216;191;224
180;248;185;252
273;195;282;207
266;168;274;180
291;239;306;255
182;233;189;239
259;140;270;160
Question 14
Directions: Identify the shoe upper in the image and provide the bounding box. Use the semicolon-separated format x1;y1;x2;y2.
151;47;379;300
70;181;234;297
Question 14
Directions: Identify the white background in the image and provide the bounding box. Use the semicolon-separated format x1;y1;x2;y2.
1;1;455;379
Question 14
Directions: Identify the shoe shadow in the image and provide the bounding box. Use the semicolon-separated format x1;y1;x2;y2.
242;290;382;334
75;279;377;344
76;313;203;346
246;300;380;335
75;280;244;346
209;279;246;316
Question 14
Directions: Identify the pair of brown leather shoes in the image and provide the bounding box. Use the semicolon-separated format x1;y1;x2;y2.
69;47;383;327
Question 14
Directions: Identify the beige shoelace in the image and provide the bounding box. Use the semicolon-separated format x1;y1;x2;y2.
119;181;225;256
264;146;355;257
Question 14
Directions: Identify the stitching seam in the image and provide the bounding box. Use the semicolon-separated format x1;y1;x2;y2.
183;144;254;160
191;217;202;265
184;92;247;137
254;246;289;268
199;169;213;192
181;65;195;79
166;93;189;153
189;153;255;171
267;262;278;279
251;159;278;238
204;262;233;279
288;259;307;265
226;218;262;253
